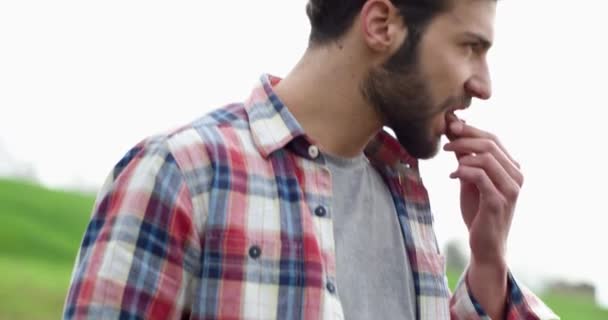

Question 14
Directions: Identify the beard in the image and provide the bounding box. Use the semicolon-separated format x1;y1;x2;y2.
360;40;463;159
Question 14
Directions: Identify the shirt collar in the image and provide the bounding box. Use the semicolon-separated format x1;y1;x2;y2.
365;130;419;171
244;74;419;170
244;74;306;158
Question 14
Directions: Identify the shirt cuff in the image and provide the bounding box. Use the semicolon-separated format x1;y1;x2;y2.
450;269;560;319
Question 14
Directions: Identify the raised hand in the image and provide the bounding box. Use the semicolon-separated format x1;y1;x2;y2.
443;113;523;319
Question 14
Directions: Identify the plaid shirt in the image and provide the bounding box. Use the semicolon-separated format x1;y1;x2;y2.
64;74;558;319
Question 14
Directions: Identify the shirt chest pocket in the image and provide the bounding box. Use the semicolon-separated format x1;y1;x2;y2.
202;233;306;285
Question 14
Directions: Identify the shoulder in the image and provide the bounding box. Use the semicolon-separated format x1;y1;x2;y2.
165;102;254;168
105;103;248;182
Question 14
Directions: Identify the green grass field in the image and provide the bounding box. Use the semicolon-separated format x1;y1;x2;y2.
0;178;94;319
446;269;608;319
1;177;606;319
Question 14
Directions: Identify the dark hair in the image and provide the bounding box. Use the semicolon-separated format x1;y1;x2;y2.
306;0;449;45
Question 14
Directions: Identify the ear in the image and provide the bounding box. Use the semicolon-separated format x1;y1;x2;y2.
360;0;407;53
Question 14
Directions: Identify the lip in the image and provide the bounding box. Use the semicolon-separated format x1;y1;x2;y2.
448;103;470;113
446;96;472;113
445;111;458;121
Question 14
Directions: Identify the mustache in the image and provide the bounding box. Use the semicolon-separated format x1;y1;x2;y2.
439;95;472;113
404;95;471;121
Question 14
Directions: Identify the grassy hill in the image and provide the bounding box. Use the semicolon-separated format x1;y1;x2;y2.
0;178;95;319
1;177;606;319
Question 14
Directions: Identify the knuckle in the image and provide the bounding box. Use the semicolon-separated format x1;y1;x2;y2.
499;195;510;210
514;161;522;169
482;139;497;152
479;153;493;165
489;140;500;153
517;172;525;186
505;185;520;201
472;168;485;182
487;195;505;212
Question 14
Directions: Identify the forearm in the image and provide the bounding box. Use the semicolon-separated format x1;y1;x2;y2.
466;256;508;319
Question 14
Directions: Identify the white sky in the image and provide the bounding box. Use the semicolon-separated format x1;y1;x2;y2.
1;0;607;307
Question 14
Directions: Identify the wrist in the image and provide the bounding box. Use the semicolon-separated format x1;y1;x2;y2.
469;253;508;277
467;256;508;319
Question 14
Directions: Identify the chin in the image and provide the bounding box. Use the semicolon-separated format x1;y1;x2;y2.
397;136;441;160
418;143;441;160
391;122;442;160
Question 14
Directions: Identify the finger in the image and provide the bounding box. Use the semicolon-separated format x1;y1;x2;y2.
447;120;520;168
444;138;523;186
445;113;462;143
444;114;468;160
450;165;503;205
458;154;522;200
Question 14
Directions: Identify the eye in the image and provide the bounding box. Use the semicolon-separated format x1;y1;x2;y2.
466;42;480;51
463;42;483;55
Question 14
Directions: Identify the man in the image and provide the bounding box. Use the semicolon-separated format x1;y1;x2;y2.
64;0;559;319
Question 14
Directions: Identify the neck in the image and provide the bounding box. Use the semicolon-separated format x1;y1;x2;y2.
274;46;383;158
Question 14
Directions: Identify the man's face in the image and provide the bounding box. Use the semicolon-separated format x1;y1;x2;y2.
361;0;496;159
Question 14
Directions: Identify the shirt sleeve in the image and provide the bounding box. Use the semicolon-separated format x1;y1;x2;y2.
449;269;560;320
63;138;202;319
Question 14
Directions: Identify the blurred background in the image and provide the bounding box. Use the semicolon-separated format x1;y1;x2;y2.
1;0;607;319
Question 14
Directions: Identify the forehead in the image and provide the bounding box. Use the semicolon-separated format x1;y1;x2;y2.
429;0;497;41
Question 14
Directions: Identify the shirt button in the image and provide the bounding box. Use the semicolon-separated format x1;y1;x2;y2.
314;206;327;217
249;245;262;259
326;281;336;294
308;145;320;159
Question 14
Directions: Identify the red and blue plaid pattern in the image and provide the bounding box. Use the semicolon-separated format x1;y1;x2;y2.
64;74;558;319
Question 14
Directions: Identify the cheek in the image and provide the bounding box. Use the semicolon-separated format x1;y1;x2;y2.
425;55;470;99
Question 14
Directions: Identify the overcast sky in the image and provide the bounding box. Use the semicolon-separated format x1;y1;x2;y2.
1;0;607;307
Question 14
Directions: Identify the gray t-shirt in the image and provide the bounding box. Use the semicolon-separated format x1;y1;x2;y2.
325;152;417;320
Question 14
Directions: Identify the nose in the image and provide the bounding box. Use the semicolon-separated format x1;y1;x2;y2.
465;61;492;100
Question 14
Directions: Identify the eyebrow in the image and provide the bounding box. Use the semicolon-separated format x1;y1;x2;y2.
463;31;493;50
